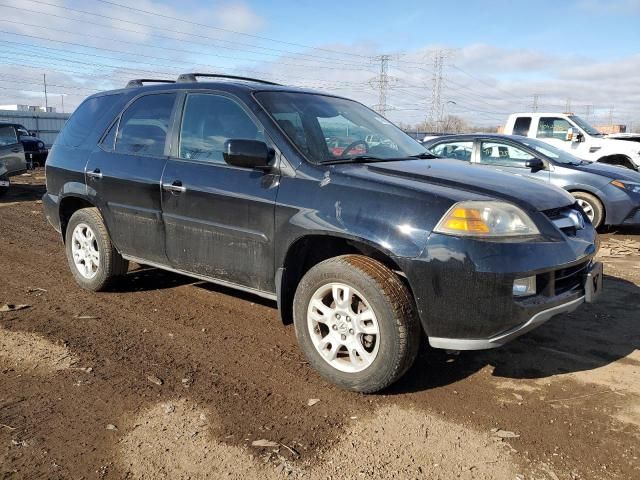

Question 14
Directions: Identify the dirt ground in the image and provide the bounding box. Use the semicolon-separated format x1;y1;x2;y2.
1;170;638;480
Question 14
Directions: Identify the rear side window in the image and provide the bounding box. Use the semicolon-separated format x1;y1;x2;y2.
512;117;531;136
115;93;176;157
0;126;17;146
56;94;120;148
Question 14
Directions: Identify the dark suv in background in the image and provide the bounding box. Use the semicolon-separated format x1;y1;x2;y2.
0;122;48;167
43;74;602;393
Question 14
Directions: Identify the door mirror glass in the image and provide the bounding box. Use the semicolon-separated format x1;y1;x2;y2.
566;127;583;143
525;158;545;172
223;139;273;169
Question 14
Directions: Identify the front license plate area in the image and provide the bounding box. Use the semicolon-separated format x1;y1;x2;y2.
584;261;603;303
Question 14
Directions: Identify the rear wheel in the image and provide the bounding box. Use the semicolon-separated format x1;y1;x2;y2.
293;255;420;393
572;191;604;228
65;208;129;291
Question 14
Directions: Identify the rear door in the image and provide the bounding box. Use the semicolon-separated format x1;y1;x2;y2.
85;92;178;264
0;125;26;181
475;138;551;182
161;91;279;293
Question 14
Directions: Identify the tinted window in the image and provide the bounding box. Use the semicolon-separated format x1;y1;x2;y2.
115;93;176;157
513;117;531;136
537;117;572;140
179;94;263;163
479;141;534;167
56;94;121;148
0;126;17;146
100;122;117;151
429;141;473;161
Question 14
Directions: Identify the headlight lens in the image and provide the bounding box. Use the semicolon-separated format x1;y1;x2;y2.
37;141;44;149
611;180;640;194
434;201;540;237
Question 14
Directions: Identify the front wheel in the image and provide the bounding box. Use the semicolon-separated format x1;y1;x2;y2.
65;207;129;291
572;191;604;228
293;255;420;393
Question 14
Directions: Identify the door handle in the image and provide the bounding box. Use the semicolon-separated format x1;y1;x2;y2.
87;168;103;179
162;180;186;193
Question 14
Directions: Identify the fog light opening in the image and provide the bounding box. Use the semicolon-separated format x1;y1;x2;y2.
513;275;536;297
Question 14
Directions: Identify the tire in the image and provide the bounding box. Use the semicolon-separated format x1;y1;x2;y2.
65;207;129;291
571;191;604;228
293;255;421;393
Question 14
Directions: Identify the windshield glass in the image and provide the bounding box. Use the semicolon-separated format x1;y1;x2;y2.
255;91;427;163
518;137;585;165
568;115;602;136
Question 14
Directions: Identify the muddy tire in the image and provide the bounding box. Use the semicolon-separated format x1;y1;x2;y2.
65;207;129;291
572;191;604;228
293;255;421;393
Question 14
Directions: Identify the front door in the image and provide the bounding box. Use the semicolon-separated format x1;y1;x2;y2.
476;139;551;183
85;92;177;264
161;92;279;293
0;125;26;182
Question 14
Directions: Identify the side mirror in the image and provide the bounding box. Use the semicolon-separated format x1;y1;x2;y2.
525;158;545;172
566;127;583;143
223;139;273;170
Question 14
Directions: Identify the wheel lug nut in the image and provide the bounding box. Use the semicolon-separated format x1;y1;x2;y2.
346;316;351;322
349;329;354;335
341;334;346;341
335;313;341;319
332;325;338;330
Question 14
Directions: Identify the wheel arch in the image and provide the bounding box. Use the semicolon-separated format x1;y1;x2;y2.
58;195;97;242
566;188;607;225
275;234;412;325
597;154;637;170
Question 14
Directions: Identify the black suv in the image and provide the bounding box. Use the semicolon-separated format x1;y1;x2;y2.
43;74;602;392
0;123;48;167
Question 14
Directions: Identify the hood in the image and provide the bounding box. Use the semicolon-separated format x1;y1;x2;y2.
606;133;640;143
357;159;575;212
563;161;640;182
20;135;43;143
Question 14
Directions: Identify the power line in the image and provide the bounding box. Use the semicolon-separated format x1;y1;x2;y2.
370;55;394;116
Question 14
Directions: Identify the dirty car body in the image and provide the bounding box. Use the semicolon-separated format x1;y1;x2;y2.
43;76;601;391
0;124;26;193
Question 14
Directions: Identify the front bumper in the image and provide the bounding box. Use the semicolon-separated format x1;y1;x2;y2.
399;225;598;349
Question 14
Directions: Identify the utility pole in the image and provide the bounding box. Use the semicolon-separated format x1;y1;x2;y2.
369;54;392;116
608;106;614;126
61;94;65;113
585;104;593;120
43;74;48;111
532;94;539;112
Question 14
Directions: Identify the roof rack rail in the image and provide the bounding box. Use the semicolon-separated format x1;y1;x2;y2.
125;79;176;88
176;73;281;86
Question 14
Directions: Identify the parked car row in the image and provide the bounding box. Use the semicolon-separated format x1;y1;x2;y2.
0;124;27;197
423;134;640;229
43;74;602;393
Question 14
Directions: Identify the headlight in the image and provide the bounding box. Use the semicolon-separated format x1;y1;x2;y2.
434;201;540;237
37;141;44;149
611;180;640;194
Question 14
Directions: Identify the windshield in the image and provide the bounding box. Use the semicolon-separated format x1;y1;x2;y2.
568;115;602;136
518;137;585;165
255;91;427;163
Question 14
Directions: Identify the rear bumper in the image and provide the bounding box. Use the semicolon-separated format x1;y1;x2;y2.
42;192;61;233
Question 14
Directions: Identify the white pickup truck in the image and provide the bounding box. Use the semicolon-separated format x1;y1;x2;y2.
503;113;640;170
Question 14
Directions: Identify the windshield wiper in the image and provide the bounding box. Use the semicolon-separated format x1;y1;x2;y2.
321;155;385;165
409;152;439;159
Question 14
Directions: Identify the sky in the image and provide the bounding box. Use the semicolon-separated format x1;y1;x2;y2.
0;0;638;129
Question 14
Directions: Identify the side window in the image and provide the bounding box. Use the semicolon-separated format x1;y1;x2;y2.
0;126;18;146
479;141;534;167
429;141;473;161
100;122;117;151
513;117;532;136
537;117;572;140
56;94;121;148
115;93;176;157
179;94;264;164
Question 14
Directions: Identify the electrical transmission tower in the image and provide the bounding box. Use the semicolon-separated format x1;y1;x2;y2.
430;51;445;125
532;94;540;112
370;54;393;116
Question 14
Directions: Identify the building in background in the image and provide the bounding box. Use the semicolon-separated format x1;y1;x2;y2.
593;124;627;134
0;104;57;113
